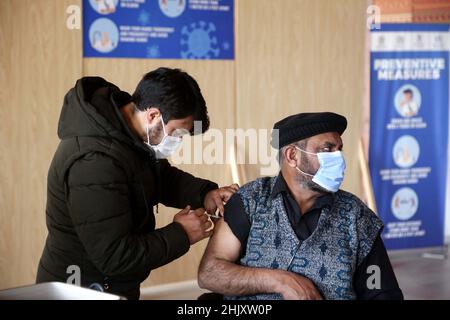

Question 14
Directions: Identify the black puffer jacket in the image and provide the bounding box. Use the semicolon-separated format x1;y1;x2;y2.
36;77;218;299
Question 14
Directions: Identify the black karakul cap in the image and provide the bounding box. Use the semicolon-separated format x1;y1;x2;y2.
271;112;347;149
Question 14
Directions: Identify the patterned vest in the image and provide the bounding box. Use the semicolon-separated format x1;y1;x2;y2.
225;177;383;300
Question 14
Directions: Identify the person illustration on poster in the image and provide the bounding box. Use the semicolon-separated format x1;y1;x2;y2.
159;0;186;18
95;0;116;14
395;84;421;118
399;89;418;117
92;31;102;50
89;18;119;53
161;0;185;7
92;31;115;52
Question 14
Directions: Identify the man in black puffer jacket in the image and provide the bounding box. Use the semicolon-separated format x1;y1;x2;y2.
36;68;238;299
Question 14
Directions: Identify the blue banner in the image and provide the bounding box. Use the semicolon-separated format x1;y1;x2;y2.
369;24;450;250
83;0;234;60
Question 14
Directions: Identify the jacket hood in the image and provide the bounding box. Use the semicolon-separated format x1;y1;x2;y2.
57;77;154;157
58;77;124;139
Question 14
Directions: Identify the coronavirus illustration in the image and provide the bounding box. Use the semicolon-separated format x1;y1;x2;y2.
180;21;220;59
138;10;150;25
146;45;160;58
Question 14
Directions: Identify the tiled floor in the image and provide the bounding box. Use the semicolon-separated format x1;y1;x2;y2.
140;247;450;300
389;247;450;299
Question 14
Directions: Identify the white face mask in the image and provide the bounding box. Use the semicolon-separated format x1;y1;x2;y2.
145;116;183;159
295;146;346;193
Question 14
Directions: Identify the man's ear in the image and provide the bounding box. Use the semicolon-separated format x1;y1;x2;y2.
146;107;161;126
284;146;299;168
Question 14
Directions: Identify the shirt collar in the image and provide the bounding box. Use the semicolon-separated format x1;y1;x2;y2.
270;172;334;209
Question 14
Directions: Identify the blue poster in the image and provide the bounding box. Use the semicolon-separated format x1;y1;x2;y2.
83;0;234;60
369;24;450;250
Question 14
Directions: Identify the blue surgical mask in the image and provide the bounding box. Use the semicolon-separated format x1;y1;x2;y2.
145;116;182;159
295;147;346;193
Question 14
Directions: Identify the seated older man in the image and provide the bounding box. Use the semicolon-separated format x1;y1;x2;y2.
198;112;403;300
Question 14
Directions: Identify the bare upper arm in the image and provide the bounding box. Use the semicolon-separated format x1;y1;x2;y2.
202;218;242;263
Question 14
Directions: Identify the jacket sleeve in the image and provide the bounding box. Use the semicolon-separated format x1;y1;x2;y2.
157;159;219;209
66;152;190;278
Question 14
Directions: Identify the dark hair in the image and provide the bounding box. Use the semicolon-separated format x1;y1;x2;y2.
403;89;413;95
132;67;210;134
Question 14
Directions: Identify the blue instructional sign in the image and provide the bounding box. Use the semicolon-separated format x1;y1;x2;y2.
83;0;234;60
369;24;450;250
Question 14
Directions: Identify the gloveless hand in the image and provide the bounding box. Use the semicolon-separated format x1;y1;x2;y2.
203;184;239;215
